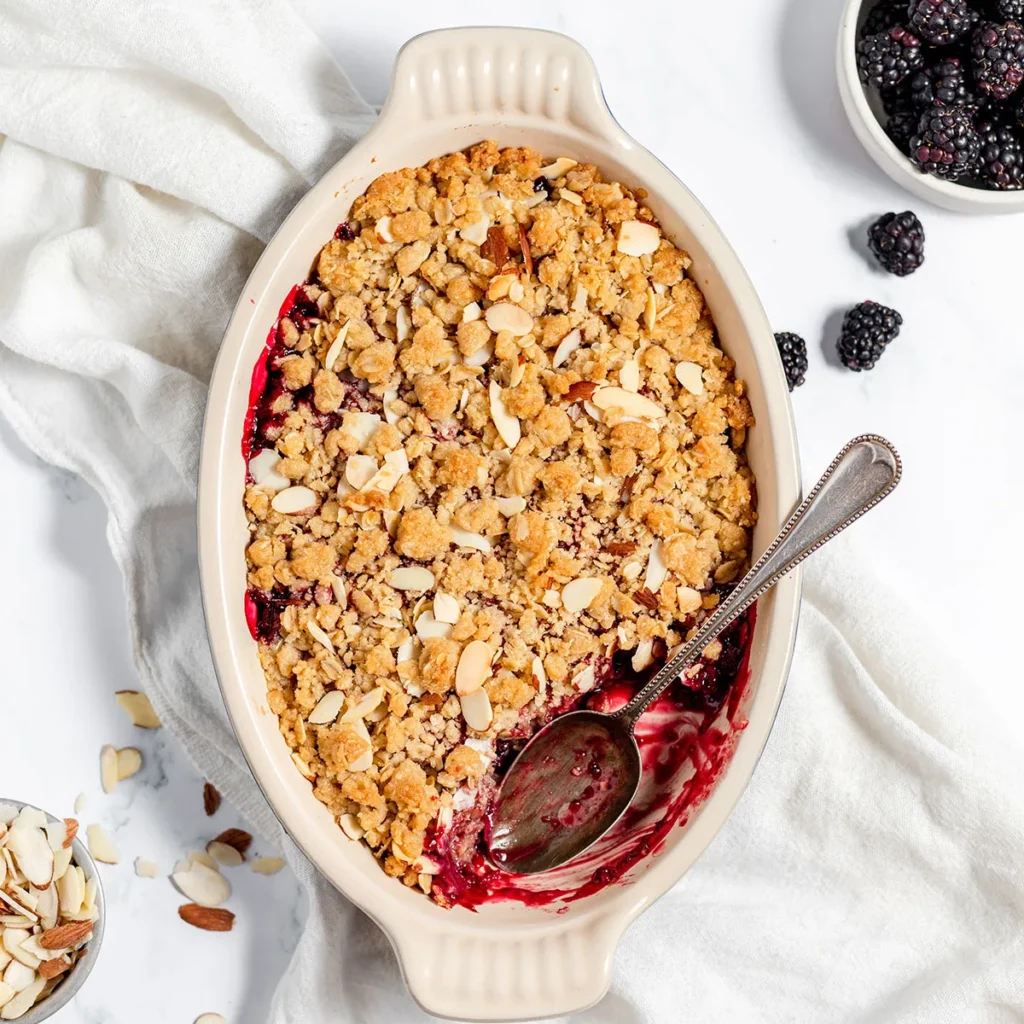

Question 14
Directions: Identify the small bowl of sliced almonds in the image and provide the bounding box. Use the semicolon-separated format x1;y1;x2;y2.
0;801;104;1021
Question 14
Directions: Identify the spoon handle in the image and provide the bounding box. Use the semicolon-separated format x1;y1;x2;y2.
614;435;902;729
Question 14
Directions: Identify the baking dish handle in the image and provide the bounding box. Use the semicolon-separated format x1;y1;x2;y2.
379;26;627;144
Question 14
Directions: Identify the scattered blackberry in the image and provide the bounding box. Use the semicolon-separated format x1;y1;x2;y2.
910;106;982;178
867;211;926;275
909;57;975;108
907;0;973;44
996;0;1024;21
857;27;925;89
774;333;808;391
886;109;921;153
976;120;1024;187
863;0;907;35
836;302;903;372
972;21;1024;100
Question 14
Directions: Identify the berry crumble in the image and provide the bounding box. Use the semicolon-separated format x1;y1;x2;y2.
242;141;758;907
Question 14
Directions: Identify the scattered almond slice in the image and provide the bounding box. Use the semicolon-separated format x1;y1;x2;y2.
509;359;526;388
115;690;161;728
645;539;668;593
7;827;53;889
374;216;395;244
456;641;493;697
194;1015;228;1024
56;864;83;917
677;585;703;614
134;858;159;879
415;610;453;640
462;301;482;323
388;566;435;592
484;302;533;337
464;339;494;368
344;412;382;450
34;885;57;932
50;848;73;884
341;686;385;723
270;485;317;515
382;387;400;425
561;577;604;614
531;656;547;696
73;794;86;816
100;745;118;794
363;449;409;493
675;361;705;395
619;359;641;392
0;976;44;1018
42;821;66;855
206;842;244;869
558;187;583;206
632;639;655;672
339;814;365;841
449;527;491;553
644;287;658;331
617;220;660;257
591;386;665;420
306;619;335;656
116;748;142;782
86;825;119;865
571;284;588;312
323;320;352;372
460;212;491;246
496;496;527;517
3;930;37;971
552;328;582;369
346;719;374;772
460;687;493;732
488;382;521;448
538;157;577;178
248;448;289;491
308;690;345;726
433;592;459;625
250;857;286;876
395;304;412;343
172;862;230;908
345;454;378;490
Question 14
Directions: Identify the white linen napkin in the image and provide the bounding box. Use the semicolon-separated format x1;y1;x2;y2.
1;3;1022;1021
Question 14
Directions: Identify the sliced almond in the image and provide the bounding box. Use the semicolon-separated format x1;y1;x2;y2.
538;157;577;179
134;858;160;879
42;821;66;855
270;485;317;515
460;687;493;732
172;862;230;908
339;814;365;841
573;664;597;692
213;829;252;858
677;585;703;613
248;448;289;491
464;339;494;367
56;864;83;917
86;824;119;865
330;574;347;607
617;220;660;257
7;828;52;889
558;187;583;206
509;359;526;388
194;1015;228;1024
0;975;44;1016
345;454;378;490
346;719;374;772
306;619;335;656
290;753;314;782
632;639;655;672
571;284;589;312
394;303;413;343
100;744;119;794
341;687;385;724
675;361;705;395
323;319;352;372
460;212;491;246
462;301;482;323
496;496;527;517
456;641;493;697
50;848;73;884
591;386;665;420
644;288;658;332
206;842;244;869
484;302;533;338
116;747;143;781
16;937;58;963
0;982;13;1007
645;539;669;593
619;359;641;392
344;411;382;450
374;216;394;243
363;449;408;494
308;690;345;726
415;610;453;640
115;690;162;728
2;932;37;972
250;857;286;876
552;328;582;369
531;655;547;696
73;794;86;816
32;885;57;931
388;566;435;592
433;592;460;625
12;810;46;831
561;577;603;614
187;851;218;873
488;381;521;448
382;387;400;425
450;527;491;553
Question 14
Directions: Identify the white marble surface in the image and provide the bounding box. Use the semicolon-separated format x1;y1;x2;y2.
2;0;1021;1020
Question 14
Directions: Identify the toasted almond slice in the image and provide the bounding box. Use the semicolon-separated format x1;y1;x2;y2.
433;592;459;625
460;687;493;732
388;566;435;592
414;610;452;640
509;359;526;388
363;449;408;494
571;283;589;312
496;496;527;519
55;864;83;917
73;794;86;816
591;386;665;420
178;904;234;932
330;574;347;608
531;655;547;696
374;216;394;243
339;814;365;841
248;448;289;491
484;302;533;337
488;382;521;448
462;301;482;323
206;842;244;869
194;1015;228;1024
675;361;705;395
304;619;335;657
134;858;160;879
456;640;493;697
645;538;668;593
172;862;230;908
539;157;577;179
308;689;345;726
558;187;583;206
619;359;641;392
346;719;373;772
323;319;352;372
341;687;385;724
344;412;382;451
677;585;703;614
270;485;317;515
250;857;286;876
552;328;582;369
100;744;118;794
393;304;412;345
573;664;597;692
632;638;655;672
617;220;660;257
115;690;162;728
644;287;658;331
382;387;400;425
561;577;603;614
464;339;494;368
460;212;491;246
345;454;378;490
450;527;491;553
86;825;119;865
7;828;52;889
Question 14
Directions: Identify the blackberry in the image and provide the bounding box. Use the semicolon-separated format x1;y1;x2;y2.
972;21;1024;100
836;302;903;372
907;0;973;45
867;211;926;275
909;57;975;108
857;27;925;89
910;106;982;178
976;120;1024;187
774;333;808;391
863;0;908;36
996;0;1024;21
886;109;921;153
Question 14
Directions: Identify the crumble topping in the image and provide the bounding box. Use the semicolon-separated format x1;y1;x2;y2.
243;141;756;902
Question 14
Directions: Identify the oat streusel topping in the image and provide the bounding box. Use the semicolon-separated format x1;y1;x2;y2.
243;141;756;902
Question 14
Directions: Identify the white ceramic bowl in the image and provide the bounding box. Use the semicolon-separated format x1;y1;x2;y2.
838;0;1024;213
199;27;802;1022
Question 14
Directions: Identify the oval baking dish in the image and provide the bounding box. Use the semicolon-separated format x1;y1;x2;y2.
199;27;801;1022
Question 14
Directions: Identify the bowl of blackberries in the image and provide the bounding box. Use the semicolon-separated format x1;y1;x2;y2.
838;0;1024;211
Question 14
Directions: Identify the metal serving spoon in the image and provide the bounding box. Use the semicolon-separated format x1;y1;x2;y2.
487;435;902;874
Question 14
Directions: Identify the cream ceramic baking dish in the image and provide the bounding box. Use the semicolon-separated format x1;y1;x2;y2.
198;27;802;1022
